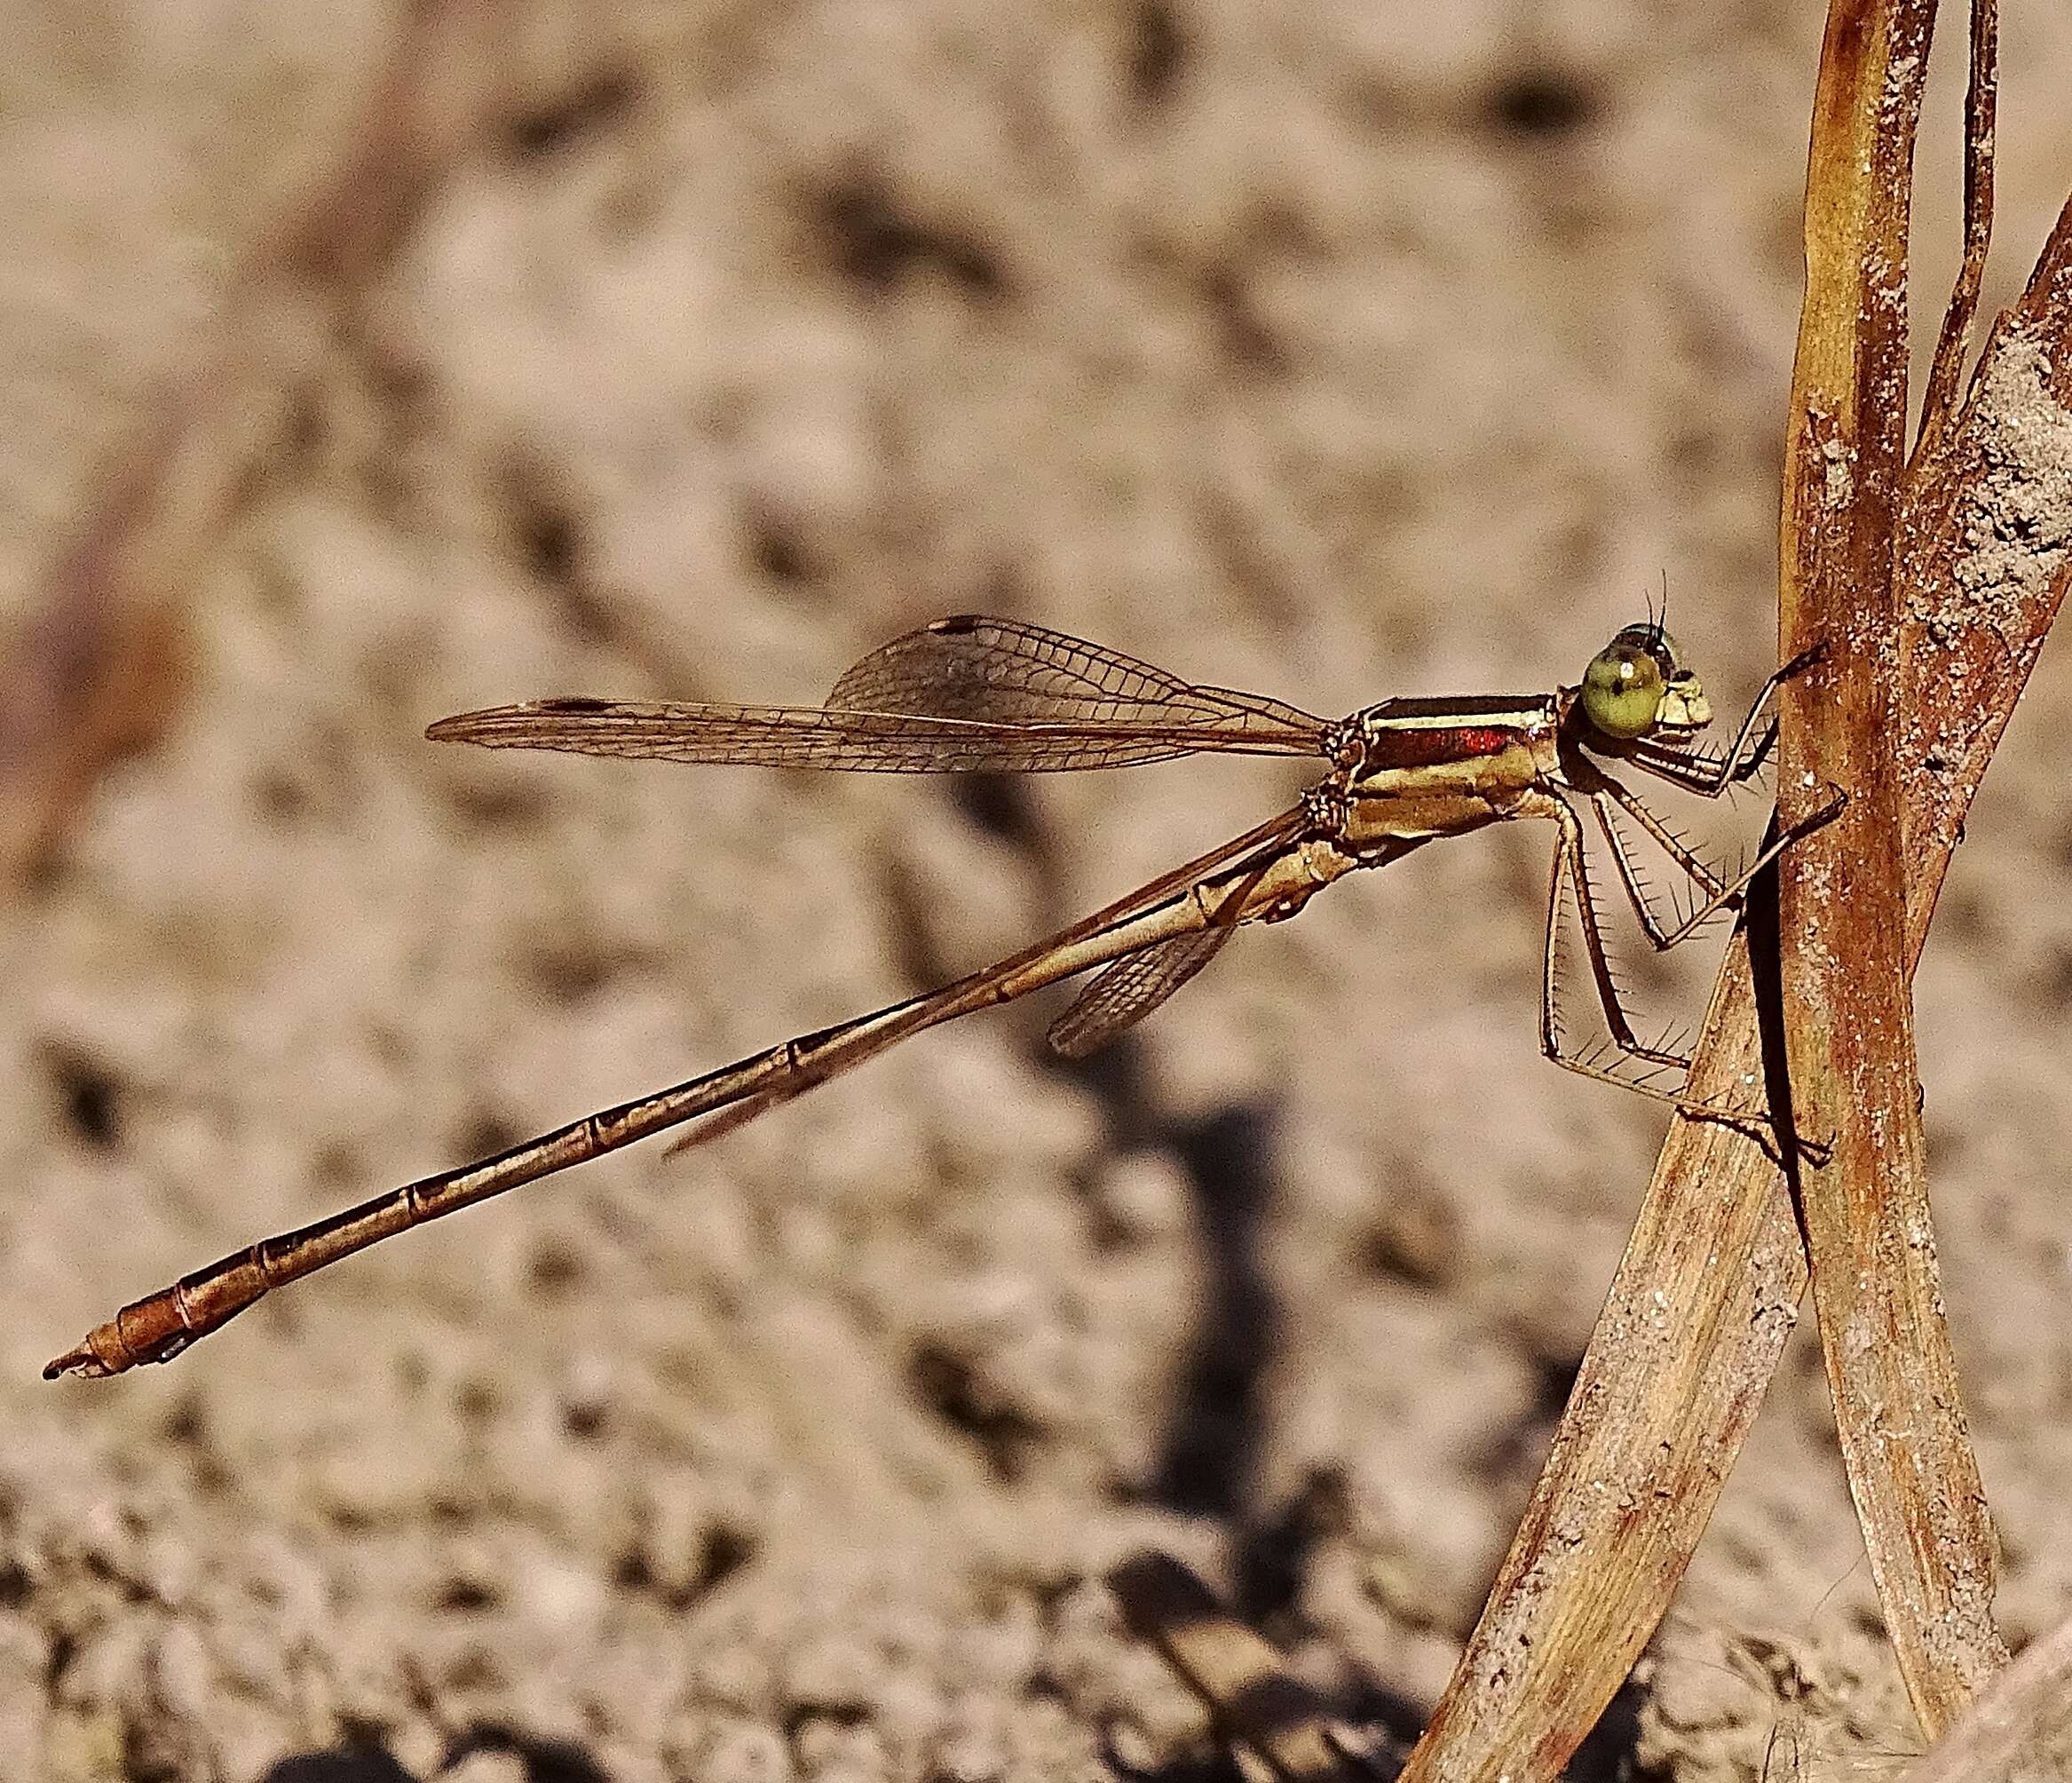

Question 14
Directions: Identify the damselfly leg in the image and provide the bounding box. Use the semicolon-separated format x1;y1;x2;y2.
1539;787;1845;1107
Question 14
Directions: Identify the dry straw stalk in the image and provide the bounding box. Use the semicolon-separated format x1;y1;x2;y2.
1397;0;2071;1774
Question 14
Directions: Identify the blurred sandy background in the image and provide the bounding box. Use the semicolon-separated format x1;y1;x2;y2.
5;3;2072;1779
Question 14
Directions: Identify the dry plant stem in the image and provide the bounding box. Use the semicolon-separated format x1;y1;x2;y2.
1776;0;2006;1729
1898;197;2072;908
0;0;508;882
1399;11;2072;1781
1106;1554;1356;1782
1914;0;1997;469
1398;971;1801;1783
1895;1606;2072;1783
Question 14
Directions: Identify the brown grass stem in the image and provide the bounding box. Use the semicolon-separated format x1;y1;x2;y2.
1395;2;2072;1773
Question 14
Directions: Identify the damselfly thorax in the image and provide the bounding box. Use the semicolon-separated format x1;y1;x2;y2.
49;614;1829;1380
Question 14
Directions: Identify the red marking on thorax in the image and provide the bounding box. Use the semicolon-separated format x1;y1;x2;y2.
1362;725;1521;770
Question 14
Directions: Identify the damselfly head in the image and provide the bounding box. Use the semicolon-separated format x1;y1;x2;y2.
1580;625;1712;743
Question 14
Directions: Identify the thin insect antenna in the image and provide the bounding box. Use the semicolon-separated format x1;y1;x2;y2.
1656;568;1671;648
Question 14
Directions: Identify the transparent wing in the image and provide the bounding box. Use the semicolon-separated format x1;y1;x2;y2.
828;614;1329;745
427;699;1309;773
1046;926;1235;1058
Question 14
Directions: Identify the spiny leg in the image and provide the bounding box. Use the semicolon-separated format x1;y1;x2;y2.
1537;799;1789;1137
1590;787;1723;946
1588;772;1761;944
1601;781;1847;952
1539;800;1692;1098
1627;721;1774;799
1538;793;1846;1140
1626;645;1823;797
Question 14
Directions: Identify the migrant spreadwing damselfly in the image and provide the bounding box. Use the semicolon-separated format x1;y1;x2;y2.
48;614;1835;1379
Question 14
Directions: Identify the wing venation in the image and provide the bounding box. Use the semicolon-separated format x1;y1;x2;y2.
1047;926;1235;1058
828;614;1327;744
426;616;1330;773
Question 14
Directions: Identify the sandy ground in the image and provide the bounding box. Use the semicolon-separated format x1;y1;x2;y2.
5;3;2072;1779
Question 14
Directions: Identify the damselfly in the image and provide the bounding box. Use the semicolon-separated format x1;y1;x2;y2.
48;614;1830;1379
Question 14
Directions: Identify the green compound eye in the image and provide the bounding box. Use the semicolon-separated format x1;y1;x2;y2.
1581;642;1665;739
